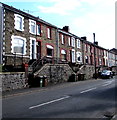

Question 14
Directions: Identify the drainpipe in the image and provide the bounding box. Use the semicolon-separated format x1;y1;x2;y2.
0;3;3;65
93;33;97;79
56;28;59;63
81;39;84;65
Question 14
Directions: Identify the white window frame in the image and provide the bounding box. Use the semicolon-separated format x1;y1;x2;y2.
46;45;54;57
47;27;51;39
37;24;41;35
71;49;76;63
77;39;81;48
76;52;82;63
61;34;65;44
61;49;67;61
71;37;75;47
99;58;102;65
85;56;88;64
14;14;24;31
61;49;66;54
11;35;26;55
30;37;37;59
68;36;71;46
29;19;36;35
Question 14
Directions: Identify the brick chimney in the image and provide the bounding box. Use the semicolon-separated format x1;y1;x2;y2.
94;41;98;45
81;36;87;41
62;26;70;32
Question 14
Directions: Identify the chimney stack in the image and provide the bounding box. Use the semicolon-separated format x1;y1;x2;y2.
81;36;87;41
94;41;98;45
62;26;69;32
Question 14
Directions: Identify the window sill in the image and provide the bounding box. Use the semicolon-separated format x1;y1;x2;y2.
46;55;53;58
15;28;24;32
30;32;36;35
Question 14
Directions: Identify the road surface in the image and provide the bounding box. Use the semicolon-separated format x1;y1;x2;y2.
2;77;117;119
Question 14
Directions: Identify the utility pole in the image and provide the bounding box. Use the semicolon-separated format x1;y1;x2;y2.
93;33;97;79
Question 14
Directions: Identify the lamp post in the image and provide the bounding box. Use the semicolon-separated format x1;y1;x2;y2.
93;33;97;79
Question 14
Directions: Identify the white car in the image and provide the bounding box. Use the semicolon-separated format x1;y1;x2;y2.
101;70;113;79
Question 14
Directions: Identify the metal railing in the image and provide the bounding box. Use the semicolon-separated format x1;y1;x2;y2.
28;56;69;74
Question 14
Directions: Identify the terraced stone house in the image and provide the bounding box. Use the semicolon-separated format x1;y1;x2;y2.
0;2;116;73
0;3;58;71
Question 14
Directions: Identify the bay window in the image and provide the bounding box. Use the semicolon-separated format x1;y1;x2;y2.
11;35;26;55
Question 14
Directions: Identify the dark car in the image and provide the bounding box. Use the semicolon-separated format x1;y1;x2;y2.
101;70;113;79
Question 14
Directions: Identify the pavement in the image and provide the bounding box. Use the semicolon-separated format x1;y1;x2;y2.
2;80;81;98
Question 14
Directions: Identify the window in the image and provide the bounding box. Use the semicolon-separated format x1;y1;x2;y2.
37;24;41;35
77;39;81;48
46;45;53;57
30;38;36;59
47;27;51;39
29;19;36;34
61;34;65;44
71;37;75;47
68;37;71;46
71;49;75;63
99;58;102;65
61;49;67;61
14;14;24;31
85;44;87;51
85;56;88;64
11;35;26;55
77;52;82;62
88;45;90;52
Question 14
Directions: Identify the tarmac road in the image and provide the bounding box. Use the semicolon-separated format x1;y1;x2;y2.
2;76;117;119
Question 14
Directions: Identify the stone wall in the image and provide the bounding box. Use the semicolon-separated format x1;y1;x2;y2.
1;72;28;91
78;65;95;79
111;66;117;75
34;64;74;84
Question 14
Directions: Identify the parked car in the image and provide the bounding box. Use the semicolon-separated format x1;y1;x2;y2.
101;70;113;79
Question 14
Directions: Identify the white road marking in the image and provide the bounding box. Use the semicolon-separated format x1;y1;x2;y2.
102;83;111;87
102;80;114;87
104;80;114;84
80;87;97;94
29;95;70;109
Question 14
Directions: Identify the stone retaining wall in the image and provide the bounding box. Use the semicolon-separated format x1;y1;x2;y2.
0;72;28;91
34;64;74;84
78;65;95;79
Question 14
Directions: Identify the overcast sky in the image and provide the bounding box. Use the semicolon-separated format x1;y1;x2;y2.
1;0;115;49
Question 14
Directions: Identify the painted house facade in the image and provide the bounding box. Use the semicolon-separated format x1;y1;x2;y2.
0;3;116;72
